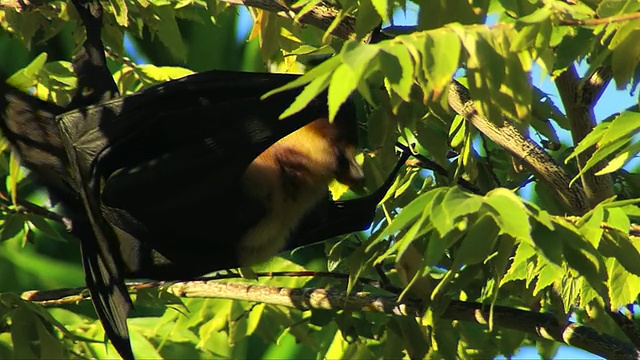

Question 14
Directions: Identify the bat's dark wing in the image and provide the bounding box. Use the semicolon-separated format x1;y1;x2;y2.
0;83;75;203
3;68;406;360
57;70;344;279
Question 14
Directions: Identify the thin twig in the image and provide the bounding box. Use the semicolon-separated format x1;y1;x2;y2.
560;12;640;26
0;191;72;230
563;216;640;237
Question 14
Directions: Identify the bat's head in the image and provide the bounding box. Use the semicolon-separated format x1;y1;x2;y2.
299;117;364;189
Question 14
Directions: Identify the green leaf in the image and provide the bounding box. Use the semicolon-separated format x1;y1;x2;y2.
498;329;525;358
567;111;640;181
431;318;458;360
422;30;460;96
328;64;358;122
449;114;467;149
6;53;48;90
28;216;67;241
430;187;462;237
604;206;631;233
536;338;560;360
108;0;129;27
15;295;93;342
571;136;630;186
227;301;248;347
1;214;26;242
607;257;640;309
531;86;570;131
379;44;414;102
35;318;66;359
525;202;555;230
596;141;640;175
137;65;194;82
369;187;446;250
425;227;465;266
385;206;432;263
8;151;22;205
370;0;389;22
565;119;609;163
491;235;517;283
387;317;429;360
441;187;483;224
611;24;640;89
484;188;531;241
130;328;162;359
533;262;563;296
246;303;265;336
558;274;581;312
578;205;604;247
598;111;640;148
502;241;535;285
560;221;606;286
354;0;383;39
263;56;340;98
10;307;38;359
155;5;187;62
511;23;541;52
531;222;564;266
453;214;499;266
517;6;553;24
341;41;380;77
279;71;332;119
599;231;640;276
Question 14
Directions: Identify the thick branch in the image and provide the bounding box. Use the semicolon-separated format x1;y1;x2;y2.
607;309;640;348
447;80;589;214
555;65;614;207
20;280;640;359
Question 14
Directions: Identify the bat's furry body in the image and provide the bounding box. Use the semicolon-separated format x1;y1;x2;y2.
0;3;407;359
0;72;367;359
240;118;363;265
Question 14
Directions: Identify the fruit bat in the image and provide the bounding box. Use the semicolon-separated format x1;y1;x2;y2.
0;1;409;358
0;72;409;359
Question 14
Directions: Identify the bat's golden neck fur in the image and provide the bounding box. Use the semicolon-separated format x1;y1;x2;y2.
239;118;362;265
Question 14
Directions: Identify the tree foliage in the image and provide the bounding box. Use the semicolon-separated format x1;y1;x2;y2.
1;0;640;358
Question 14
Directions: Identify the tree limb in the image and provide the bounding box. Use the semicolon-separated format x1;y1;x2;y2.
447;80;589;214
20;280;640;359
555;65;614;208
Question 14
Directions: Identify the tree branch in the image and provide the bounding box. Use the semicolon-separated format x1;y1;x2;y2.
560;11;640;26
555;65;614;208
20;280;640;359
447;80;589;214
607;309;640;348
0;191;72;230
